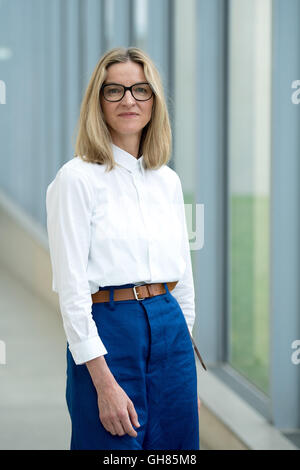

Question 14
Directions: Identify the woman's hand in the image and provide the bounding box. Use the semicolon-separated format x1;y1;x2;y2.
97;381;141;437
85;355;140;437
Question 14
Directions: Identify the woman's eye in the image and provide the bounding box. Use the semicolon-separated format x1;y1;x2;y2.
108;88;120;94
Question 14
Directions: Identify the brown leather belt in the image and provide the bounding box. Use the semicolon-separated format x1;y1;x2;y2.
91;281;179;303
91;281;207;371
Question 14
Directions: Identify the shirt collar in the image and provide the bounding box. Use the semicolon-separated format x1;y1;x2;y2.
111;143;145;175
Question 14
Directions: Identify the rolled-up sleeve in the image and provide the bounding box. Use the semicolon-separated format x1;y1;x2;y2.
46;166;108;365
171;175;196;335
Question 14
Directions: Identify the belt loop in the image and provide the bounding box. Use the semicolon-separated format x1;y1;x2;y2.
163;282;171;302
108;286;115;310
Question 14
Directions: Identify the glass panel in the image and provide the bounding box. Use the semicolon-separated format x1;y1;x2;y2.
133;0;148;50
228;0;272;395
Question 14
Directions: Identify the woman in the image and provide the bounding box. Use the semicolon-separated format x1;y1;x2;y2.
46;46;202;450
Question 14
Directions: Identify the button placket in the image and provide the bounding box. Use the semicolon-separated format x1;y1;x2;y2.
131;170;153;279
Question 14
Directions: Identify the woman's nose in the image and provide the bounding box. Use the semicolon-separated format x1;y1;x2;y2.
122;90;136;104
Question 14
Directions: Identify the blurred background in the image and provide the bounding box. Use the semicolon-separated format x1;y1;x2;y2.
0;0;300;450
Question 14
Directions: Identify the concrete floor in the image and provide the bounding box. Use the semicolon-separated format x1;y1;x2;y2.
0;265;208;450
0;266;70;449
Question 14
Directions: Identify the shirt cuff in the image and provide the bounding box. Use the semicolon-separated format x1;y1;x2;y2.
68;335;108;365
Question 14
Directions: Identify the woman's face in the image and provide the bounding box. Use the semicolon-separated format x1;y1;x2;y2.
100;60;154;142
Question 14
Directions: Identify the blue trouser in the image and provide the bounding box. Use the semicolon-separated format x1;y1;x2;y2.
66;282;200;450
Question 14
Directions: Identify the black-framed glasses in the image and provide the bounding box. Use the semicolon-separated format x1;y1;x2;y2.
100;82;154;102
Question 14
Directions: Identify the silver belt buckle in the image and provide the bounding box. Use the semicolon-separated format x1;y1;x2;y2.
133;285;145;301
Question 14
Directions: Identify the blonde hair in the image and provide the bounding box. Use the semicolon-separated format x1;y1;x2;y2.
73;47;172;172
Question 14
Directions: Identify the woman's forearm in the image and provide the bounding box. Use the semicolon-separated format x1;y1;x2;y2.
85;355;117;393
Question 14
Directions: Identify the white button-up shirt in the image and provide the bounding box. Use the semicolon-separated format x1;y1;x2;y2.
46;143;195;365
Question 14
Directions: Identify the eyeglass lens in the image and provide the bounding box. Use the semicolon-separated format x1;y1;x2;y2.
103;84;152;101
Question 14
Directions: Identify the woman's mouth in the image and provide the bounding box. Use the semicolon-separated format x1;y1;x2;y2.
118;113;139;118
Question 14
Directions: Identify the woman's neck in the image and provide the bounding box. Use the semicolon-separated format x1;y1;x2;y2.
111;133;142;159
